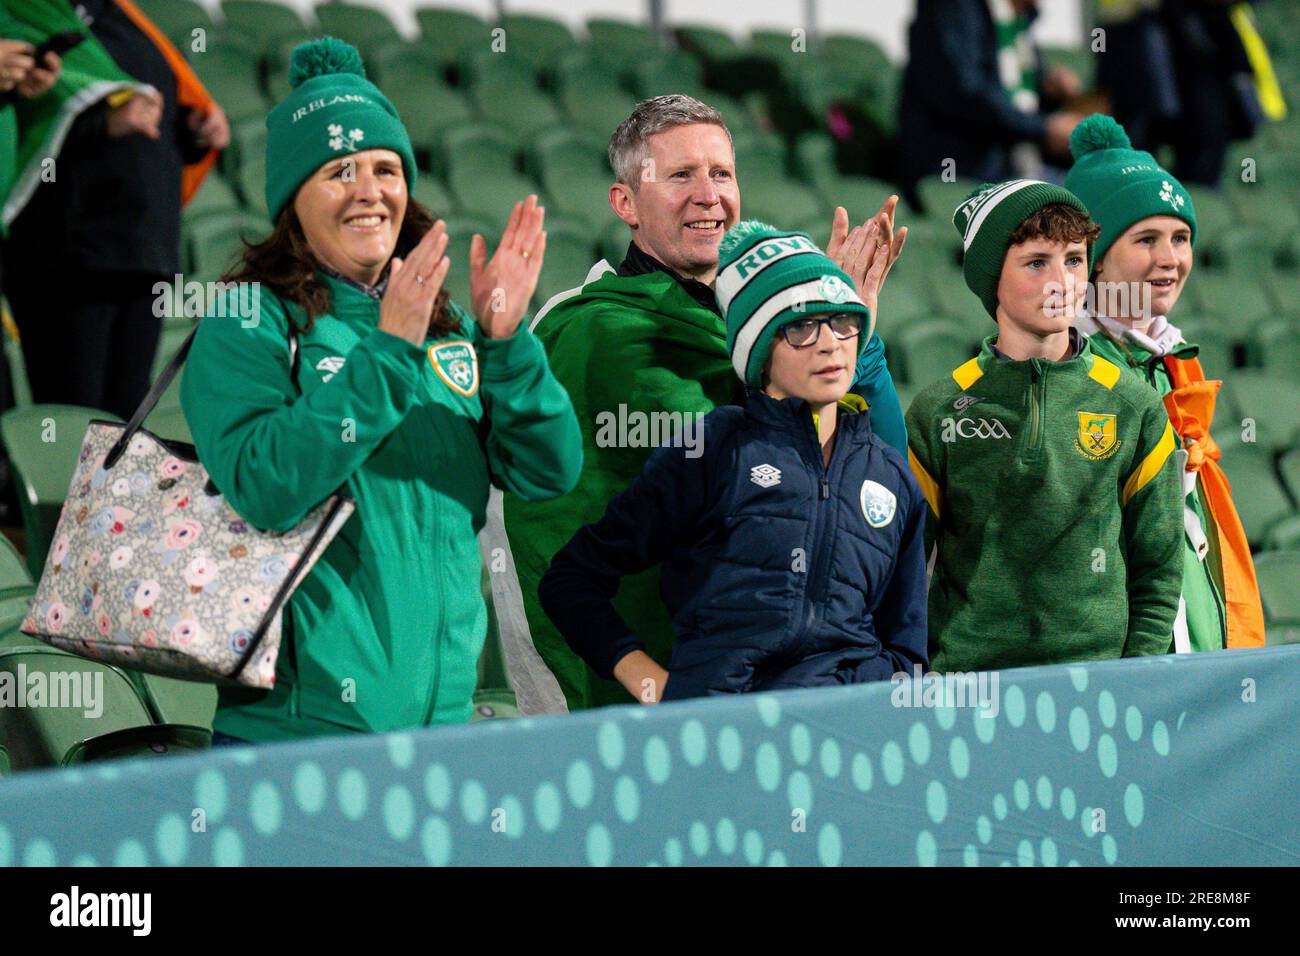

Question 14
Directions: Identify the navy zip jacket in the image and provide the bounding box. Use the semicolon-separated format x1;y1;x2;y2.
539;390;929;700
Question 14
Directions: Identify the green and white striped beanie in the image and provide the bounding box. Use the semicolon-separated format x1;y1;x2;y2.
716;221;872;388
952;179;1091;318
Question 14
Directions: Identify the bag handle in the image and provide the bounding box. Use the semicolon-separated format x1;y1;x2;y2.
105;318;302;471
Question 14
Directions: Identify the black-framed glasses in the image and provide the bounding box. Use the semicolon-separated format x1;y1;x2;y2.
779;314;863;349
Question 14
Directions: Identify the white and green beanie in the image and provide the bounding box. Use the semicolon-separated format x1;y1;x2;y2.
265;37;417;222
716;221;872;388
952;179;1091;318
1064;113;1197;271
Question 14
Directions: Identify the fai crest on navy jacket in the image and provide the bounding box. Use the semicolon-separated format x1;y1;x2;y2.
428;340;479;397
860;479;897;527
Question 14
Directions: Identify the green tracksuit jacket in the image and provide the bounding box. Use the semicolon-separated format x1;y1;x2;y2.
905;333;1183;672
1082;327;1228;653
181;274;582;741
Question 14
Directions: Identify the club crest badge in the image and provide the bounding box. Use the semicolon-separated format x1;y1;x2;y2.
428;340;479;397
1075;411;1120;460
860;480;896;528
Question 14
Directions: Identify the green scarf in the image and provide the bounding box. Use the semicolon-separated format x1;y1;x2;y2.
1;0;146;229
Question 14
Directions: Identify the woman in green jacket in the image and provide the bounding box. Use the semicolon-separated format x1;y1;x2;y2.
180;39;583;743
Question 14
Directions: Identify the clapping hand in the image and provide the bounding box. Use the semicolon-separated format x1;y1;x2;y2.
469;195;547;340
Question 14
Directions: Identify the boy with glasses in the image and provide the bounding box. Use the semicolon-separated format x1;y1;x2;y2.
539;222;928;702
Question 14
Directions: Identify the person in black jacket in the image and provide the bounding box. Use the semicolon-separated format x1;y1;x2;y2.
897;0;1084;209
2;0;228;420
540;221;929;703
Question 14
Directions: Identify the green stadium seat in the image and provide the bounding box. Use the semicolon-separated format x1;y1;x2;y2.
584;17;663;70
221;118;268;178
1263;513;1300;551
750;28;815;80
184;172;241;220
313;1;402;57
442;216;494;311
0;405;124;579
555;64;639;137
411;175;457;216
1246;318;1300;376
220;0;310;58
530;128;612;232
1176;317;1238;373
731;128;786;179
192;43;269;123
822;33;893;74
470;78;563;141
1220;370;1300;451
0;641;208;770
232;155;268;217
916;176;985;220
471;687;520;721
1187;271;1273;329
135;0;214;38
1227;183;1300;234
632;51;709;101
458;47;539;89
0;744;8;777
0;535;33;592
143;404;194;446
1217;445;1293;546
675;24;745;63
1254;551;1300;624
186;210;270;284
533;219;600;308
740;175;825;227
499;13;578;73
896;318;975;387
370;40;446;91
127;672;217;730
1185;186;1237;236
1216;225;1279;274
793;131;901;221
1279;447;1300;501
414;6;491;67
388;77;475;159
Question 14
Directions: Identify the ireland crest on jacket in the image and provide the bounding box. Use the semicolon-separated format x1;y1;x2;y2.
428;340;479;397
860;480;896;528
1075;411;1120;460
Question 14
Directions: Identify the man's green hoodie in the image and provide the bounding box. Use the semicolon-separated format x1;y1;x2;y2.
905;332;1183;672
182;275;582;741
503;263;743;709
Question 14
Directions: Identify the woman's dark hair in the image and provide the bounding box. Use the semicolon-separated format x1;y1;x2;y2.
223;197;459;337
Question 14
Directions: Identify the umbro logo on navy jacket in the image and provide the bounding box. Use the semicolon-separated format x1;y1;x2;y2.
539;389;930;701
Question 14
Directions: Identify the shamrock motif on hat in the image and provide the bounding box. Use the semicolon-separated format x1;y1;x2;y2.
1158;180;1185;210
328;123;366;152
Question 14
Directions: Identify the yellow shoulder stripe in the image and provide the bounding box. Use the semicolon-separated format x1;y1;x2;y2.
1122;421;1176;506
908;447;942;519
952;357;984;390
1089;355;1122;390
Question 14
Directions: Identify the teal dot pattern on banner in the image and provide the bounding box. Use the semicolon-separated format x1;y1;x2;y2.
0;649;1288;868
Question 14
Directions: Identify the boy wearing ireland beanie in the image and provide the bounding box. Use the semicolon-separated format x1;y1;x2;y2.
1065;114;1266;652
539;222;928;702
905;181;1183;672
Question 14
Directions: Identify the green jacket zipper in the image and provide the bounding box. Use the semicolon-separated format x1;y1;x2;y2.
1023;360;1046;462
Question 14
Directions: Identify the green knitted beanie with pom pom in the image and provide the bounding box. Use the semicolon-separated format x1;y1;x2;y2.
264;36;417;222
1063;113;1195;271
716;220;872;388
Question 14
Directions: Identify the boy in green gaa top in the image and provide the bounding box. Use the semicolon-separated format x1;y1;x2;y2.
905;180;1183;672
